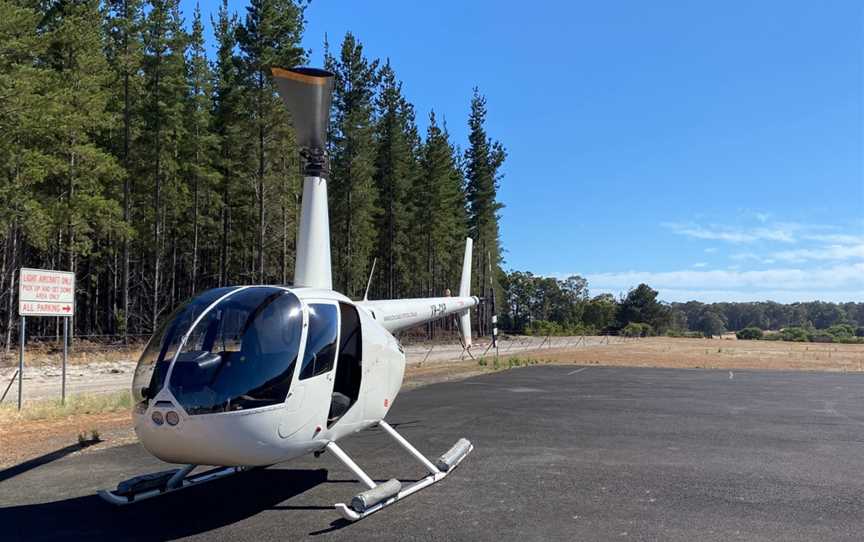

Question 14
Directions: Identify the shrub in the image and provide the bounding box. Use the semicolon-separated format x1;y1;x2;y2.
826;324;856;339
807;332;834;343
524;320;597;336
736;327;763;340
622;322;654;337
780;327;809;342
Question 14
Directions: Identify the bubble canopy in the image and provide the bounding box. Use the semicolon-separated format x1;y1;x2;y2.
132;286;305;415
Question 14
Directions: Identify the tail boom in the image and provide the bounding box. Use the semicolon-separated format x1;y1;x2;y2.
359;296;479;334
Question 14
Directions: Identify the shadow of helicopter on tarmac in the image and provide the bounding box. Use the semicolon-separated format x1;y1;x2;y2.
0;467;401;541
0;420;429;541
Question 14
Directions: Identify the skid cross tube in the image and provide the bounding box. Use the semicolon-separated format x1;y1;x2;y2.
378;421;441;475
326;442;376;489
329;421;473;522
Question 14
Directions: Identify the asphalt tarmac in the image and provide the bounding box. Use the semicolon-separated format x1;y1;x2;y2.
3;365;864;541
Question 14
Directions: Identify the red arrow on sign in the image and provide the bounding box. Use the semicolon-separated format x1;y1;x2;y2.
63;305;71;312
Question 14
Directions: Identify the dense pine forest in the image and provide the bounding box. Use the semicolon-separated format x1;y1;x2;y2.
0;0;507;346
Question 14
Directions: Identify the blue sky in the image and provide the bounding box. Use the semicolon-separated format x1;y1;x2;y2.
185;0;864;303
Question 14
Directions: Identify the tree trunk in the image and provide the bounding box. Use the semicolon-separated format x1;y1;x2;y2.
121;0;131;342
191;168;199;295
152;54;162;332
256;78;265;282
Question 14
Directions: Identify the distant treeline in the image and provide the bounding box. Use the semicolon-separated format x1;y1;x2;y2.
499;271;864;341
0;0;506;346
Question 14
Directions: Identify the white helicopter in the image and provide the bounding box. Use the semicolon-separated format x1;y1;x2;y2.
99;66;478;522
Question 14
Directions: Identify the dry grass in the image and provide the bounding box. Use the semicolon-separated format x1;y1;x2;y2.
526;336;864;372
0;341;144;368
0;390;132;424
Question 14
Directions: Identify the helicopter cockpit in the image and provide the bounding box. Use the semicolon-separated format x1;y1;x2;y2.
132;286;308;416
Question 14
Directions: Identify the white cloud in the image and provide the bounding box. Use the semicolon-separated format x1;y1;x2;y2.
703;247;718;253
584;263;864;303
771;244;864;263
663;222;797;244
692;262;708;268
802;233;864;245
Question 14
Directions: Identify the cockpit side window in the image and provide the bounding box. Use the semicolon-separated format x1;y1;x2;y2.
299;303;339;380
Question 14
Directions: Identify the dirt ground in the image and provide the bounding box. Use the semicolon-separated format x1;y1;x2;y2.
2;337;862;471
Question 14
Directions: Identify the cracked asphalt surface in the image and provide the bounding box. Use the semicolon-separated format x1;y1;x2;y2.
2;365;864;541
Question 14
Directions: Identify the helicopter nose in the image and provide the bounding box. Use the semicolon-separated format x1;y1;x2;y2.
134;405;295;467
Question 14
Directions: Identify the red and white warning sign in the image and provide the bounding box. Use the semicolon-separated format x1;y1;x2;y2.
18;268;75;317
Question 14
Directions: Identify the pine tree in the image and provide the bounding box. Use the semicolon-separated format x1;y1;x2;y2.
410;112;467;299
104;0;144;336
0;0;52;347
183;4;218;297
464;88;506;333
211;0;246;287
372;60;418;299
237;0;306;283
140;0;189;329
39;0;126;335
325;33;380;297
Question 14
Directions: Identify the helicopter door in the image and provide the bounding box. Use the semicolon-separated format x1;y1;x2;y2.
327;302;362;427
296;302;340;430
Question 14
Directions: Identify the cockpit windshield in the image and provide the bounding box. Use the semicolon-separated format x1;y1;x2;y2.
131;287;238;407
167;287;303;415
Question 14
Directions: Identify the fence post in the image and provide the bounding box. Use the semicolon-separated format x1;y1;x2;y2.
1;369;18;403
422;344;434;364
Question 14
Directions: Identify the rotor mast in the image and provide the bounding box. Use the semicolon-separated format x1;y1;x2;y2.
271;67;335;290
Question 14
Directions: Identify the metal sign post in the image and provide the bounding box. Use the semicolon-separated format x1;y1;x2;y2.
62;316;68;404
18;316;24;411
18;267;76;409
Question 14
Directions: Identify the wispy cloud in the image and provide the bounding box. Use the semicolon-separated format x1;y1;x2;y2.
584;263;864;303
692;262;708;268
771;244;864;263
663;222;798;244
803;233;864;245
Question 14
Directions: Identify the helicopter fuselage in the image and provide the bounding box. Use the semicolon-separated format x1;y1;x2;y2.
133;286;477;467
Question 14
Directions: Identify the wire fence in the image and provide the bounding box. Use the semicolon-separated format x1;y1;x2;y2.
406;331;638;367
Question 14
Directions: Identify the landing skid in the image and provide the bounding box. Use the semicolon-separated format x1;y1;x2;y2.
98;465;247;505
328;420;473;522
